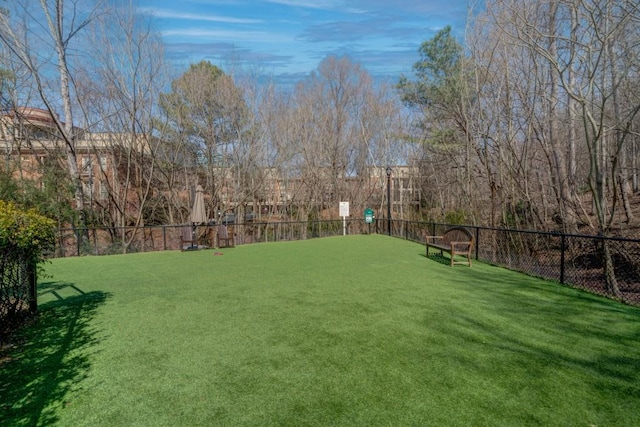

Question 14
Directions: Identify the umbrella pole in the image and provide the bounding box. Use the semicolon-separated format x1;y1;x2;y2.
192;224;197;249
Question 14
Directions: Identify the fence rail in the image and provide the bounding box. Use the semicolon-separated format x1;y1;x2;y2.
51;219;640;305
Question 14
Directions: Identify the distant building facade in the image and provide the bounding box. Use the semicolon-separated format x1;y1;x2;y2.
2;107;422;225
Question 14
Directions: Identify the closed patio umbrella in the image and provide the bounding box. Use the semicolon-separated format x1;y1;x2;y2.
189;185;207;248
190;185;207;225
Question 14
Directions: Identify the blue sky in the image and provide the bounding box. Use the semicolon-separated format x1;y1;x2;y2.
137;0;470;85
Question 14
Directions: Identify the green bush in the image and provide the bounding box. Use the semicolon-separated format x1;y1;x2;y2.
1;201;56;340
0;200;56;263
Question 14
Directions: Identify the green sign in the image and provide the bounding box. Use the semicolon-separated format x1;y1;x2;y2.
364;208;374;224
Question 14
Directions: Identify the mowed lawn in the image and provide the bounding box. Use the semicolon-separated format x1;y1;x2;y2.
2;235;640;426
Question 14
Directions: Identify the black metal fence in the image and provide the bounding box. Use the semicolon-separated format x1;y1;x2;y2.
394;220;640;305
1;246;37;342
53;220;369;256
51;219;640;305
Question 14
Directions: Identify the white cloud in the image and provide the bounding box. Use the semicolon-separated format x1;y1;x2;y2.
139;7;262;24
264;0;337;9
264;0;366;13
162;28;292;43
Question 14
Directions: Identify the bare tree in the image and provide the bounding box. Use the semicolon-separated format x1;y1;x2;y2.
0;0;103;229
468;0;640;298
289;56;398;219
74;2;168;251
494;0;640;230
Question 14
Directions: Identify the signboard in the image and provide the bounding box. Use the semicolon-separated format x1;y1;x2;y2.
339;201;350;217
339;202;349;236
364;208;374;224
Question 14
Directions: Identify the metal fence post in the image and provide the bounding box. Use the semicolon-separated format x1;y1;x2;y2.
163;226;167;251
28;258;37;313
560;233;566;284
475;227;480;261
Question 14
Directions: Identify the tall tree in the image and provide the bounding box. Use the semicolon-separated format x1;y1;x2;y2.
157;60;250;220
398;26;478;223
470;0;640;297
75;2;168;241
0;0;100;229
290;55;398;219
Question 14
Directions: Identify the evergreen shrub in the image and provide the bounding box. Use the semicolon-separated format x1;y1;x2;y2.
0;200;56;341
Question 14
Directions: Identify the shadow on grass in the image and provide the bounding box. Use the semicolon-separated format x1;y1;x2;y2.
425;267;640;417
424;252;459;266
0;282;109;426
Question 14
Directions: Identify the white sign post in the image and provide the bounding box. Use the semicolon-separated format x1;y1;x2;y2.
339;201;349;236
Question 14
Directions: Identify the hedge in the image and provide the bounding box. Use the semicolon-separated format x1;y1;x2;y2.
0;200;56;342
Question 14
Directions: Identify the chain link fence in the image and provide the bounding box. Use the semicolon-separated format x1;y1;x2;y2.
51;219;640;306
470;227;640;305
393;221;640;306
1;246;37;343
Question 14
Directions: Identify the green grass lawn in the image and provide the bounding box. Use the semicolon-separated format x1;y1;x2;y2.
2;235;640;426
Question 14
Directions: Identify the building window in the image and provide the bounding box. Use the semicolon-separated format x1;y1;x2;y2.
99;182;108;200
81;156;93;177
82;180;92;197
82;156;92;170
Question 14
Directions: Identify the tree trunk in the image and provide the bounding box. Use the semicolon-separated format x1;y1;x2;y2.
42;0;87;230
602;240;623;300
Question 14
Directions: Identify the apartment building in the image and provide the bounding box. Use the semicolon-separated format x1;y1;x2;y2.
2;107;423;224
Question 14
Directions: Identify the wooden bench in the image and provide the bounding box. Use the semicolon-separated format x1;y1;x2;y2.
181;225;215;251
216;224;235;248
180;226;198;251
425;226;474;267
